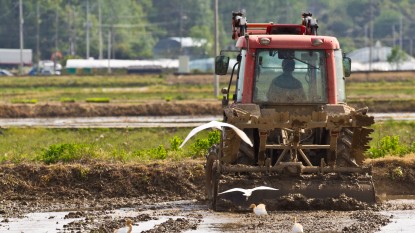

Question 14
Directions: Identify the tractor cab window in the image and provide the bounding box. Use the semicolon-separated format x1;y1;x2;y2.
236;49;247;102
253;49;328;104
334;50;346;103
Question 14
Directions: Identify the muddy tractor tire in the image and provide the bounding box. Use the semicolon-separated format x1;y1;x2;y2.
337;127;373;167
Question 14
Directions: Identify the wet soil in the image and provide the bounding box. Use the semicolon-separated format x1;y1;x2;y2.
0;157;415;232
0;101;223;118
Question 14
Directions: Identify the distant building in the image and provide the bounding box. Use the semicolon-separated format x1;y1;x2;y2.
153;37;208;59
347;41;415;71
0;48;32;67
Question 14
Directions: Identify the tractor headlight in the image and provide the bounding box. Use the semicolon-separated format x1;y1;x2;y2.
311;38;324;46
259;37;271;45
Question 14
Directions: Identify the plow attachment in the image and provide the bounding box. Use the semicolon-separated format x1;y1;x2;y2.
212;172;376;211
206;151;376;211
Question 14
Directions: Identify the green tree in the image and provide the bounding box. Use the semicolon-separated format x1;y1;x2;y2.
150;0;214;57
387;46;408;70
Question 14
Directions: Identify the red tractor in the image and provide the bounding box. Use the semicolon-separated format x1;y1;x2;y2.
208;12;375;210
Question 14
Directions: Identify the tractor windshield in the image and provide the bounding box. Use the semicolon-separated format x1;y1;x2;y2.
253;49;328;104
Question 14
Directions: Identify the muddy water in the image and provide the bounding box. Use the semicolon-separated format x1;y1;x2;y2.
0;113;414;128
377;197;415;233
0;211;83;233
0;116;222;128
378;210;415;232
1;199;414;233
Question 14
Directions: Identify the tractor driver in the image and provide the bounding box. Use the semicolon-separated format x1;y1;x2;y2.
267;59;306;102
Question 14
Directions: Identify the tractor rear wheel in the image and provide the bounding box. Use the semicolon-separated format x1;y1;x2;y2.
336;127;373;167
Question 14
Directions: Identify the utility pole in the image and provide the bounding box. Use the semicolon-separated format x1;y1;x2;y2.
68;0;75;56
72;5;77;55
213;0;219;97
179;7;183;54
179;5;187;55
55;10;59;51
19;0;24;75
54;8;59;74
98;0;103;59
86;0;90;58
399;14;403;50
36;0;40;67
368;0;373;71
107;29;111;74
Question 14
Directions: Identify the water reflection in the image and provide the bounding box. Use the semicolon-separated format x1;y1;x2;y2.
378;197;415;233
378;210;415;233
0;211;83;233
0;113;414;128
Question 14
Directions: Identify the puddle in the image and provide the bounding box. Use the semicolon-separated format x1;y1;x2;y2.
0;116;222;128
0;199;234;233
0;211;83;233
184;212;238;233
378;210;415;232
0;209;187;233
377;197;415;233
370;112;415;121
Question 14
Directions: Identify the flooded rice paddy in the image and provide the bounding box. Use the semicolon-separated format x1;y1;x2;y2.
0;112;414;128
1;197;414;232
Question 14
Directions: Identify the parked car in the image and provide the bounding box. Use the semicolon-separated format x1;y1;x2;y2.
28;60;62;76
0;69;13;76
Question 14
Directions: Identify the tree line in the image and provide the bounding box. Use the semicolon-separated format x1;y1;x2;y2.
1;0;414;63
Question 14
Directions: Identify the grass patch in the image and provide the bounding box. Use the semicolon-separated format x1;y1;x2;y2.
86;97;110;103
367;120;415;158
0;127;220;164
0;120;414;164
0;121;414;164
60;97;76;103
40;143;96;164
11;99;38;104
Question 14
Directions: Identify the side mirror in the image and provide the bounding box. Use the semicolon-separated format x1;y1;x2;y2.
343;57;351;77
215;55;230;75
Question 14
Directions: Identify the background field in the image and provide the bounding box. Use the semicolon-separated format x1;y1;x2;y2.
0;72;414;163
1;72;414;111
0;74;224;104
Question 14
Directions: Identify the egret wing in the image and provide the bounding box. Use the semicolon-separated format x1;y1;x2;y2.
179;121;218;148
179;121;253;148
218;188;247;195
215;122;253;147
253;186;279;191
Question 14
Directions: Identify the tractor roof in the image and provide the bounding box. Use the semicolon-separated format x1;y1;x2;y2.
235;33;340;50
